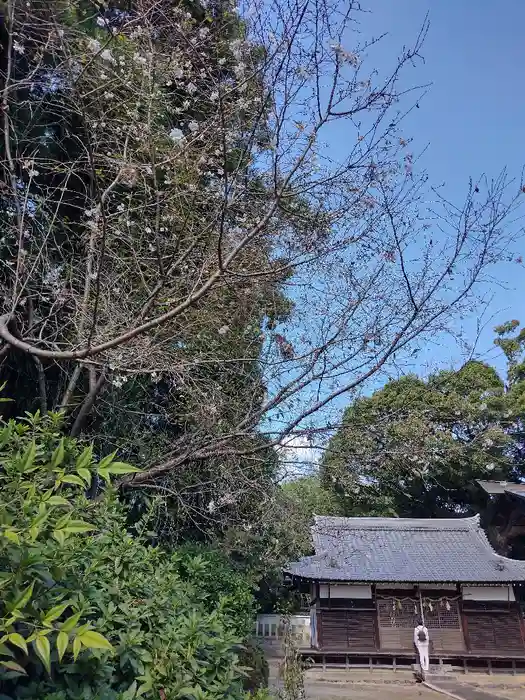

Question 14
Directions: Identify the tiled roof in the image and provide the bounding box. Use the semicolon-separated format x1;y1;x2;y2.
507;489;525;502
284;515;525;583
477;480;525;495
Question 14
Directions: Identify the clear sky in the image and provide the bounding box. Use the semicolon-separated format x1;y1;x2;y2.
354;0;525;379
271;1;525;469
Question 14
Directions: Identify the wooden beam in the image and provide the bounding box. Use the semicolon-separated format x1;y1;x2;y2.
372;584;380;652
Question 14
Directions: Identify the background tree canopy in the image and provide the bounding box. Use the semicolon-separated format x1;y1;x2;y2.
320;322;525;522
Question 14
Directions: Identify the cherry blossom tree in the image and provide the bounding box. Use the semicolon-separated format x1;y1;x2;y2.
0;0;522;530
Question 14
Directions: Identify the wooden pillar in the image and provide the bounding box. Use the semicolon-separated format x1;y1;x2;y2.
458;584;471;652
315;582;322;649
516;599;525;649
372;584;380;651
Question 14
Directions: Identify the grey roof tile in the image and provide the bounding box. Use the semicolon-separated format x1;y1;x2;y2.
505;489;525;502
284;515;525;583
477;480;525;495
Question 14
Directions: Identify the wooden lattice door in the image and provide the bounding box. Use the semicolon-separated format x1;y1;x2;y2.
377;597;418;650
377;596;465;652
423;597;465;652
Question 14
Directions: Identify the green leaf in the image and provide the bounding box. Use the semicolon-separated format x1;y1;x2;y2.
46;495;71;507
41;488;54;502
0;660;26;675
0;425;12;449
77;468;92;486
51;438;65;468
32;502;50;527
56;631;68;662
2;529;20;545
106;462;142;475
97;467;111;483
98;450;117;470
62;520;94;534
61;612;82;632
34;636;51;674
52;529;66;546
77;630;114;651
13;582;34;611
123;681;137;700
7;634;27;655
20;441;36;473
72;636;81;661
76;445;93;471
55;512;71;529
60;475;85;487
136;676;153;696
42;602;69;625
0;644;14;658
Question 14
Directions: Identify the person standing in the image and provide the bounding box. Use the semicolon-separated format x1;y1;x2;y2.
414;618;430;672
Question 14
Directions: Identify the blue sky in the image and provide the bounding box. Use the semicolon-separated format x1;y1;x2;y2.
274;0;524;470
354;0;525;379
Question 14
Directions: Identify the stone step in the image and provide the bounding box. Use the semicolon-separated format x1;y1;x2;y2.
425;673;455;682
412;663;455;675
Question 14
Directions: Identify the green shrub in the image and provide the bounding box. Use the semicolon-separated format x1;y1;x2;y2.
0;409;263;699
237;640;269;693
177;545;258;637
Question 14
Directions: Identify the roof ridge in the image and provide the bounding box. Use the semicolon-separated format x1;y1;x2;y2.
312;515;480;530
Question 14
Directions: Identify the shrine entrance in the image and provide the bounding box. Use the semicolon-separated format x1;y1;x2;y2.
377;591;465;653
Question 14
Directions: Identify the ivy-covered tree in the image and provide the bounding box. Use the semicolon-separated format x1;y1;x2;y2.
0;0;289;533
1;0;522;534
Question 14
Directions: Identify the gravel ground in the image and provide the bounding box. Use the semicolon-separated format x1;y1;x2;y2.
269;667;525;700
270;667;442;699
460;674;525;700
302;679;441;699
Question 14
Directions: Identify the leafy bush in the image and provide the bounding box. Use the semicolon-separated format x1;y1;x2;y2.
176;545;258;636
0;409;264;699
237;641;269;694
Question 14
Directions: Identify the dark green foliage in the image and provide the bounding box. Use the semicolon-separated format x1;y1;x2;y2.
0;408;265;699
279;476;340;555
321;353;525;519
237;641;269;694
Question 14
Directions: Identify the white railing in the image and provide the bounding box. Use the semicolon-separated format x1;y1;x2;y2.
254;614;311;645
